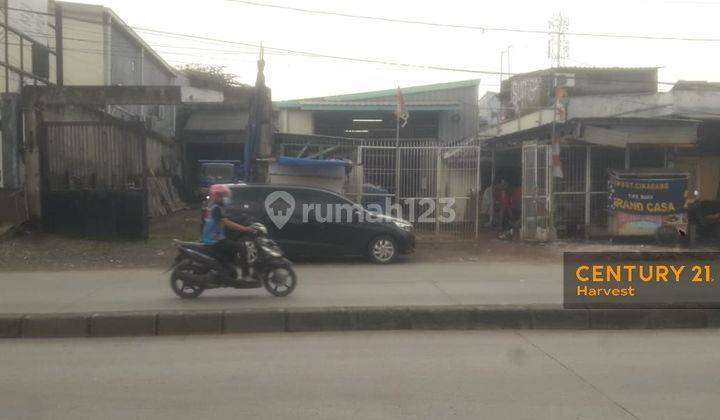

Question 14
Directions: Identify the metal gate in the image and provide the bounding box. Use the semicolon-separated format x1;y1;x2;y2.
357;140;481;238
521;142;551;241
277;136;482;238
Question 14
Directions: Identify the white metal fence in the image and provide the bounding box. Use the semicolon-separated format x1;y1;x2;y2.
278;137;482;238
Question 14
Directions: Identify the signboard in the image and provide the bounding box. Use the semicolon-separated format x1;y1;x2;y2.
564;252;720;308
608;171;689;236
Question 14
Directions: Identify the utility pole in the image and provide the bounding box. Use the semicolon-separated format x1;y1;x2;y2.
499;45;512;86
499;51;503;87
4;0;9;92
546;12;570;240
55;3;64;86
548;13;569;68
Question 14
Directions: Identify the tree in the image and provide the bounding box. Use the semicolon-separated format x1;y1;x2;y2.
177;64;245;90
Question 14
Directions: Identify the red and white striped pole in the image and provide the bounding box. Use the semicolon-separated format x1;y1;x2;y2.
551;86;567;179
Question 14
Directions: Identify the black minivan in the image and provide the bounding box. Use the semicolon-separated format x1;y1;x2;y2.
226;184;415;263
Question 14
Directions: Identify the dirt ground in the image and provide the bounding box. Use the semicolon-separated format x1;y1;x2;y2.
0;209;710;271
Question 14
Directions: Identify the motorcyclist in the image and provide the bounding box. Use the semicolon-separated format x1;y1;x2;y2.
202;184;256;280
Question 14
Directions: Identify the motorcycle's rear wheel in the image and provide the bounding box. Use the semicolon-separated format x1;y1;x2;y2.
263;260;297;297
170;261;206;299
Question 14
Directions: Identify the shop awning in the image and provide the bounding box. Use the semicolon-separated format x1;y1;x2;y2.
277;156;351;168
578;118;700;147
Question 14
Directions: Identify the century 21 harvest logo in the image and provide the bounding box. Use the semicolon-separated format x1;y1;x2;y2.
574;263;713;298
563;252;720;308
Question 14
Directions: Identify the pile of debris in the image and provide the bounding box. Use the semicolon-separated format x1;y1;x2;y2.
0;189;29;238
147;175;186;217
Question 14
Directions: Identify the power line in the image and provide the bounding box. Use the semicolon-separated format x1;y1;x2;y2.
119;28;681;86
132;27;510;76
226;0;720;42
0;5;529;76
8;2;720;44
0;5;683;85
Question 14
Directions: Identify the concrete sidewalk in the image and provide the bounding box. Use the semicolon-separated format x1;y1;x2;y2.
0;261;561;314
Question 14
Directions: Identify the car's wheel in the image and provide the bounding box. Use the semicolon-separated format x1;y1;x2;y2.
368;236;397;264
263;260;297;297
170;261;205;299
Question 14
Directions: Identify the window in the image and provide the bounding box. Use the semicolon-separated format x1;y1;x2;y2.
31;44;49;80
230;186;269;213
299;190;349;207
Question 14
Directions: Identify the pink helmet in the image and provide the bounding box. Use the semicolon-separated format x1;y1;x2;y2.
209;184;231;201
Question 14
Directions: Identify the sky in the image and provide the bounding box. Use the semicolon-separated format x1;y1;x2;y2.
69;0;720;100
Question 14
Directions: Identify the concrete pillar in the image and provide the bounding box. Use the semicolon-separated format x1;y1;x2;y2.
23;104;43;220
1;93;20;188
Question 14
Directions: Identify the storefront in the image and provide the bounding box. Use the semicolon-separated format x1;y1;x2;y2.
483;117;705;240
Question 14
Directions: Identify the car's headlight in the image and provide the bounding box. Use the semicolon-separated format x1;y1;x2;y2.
393;220;413;231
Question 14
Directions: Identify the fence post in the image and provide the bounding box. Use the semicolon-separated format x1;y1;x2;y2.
356;145;363;204
394;146;401;206
37;120;49;228
489;149;495;228
546;143;556;241
585;145;591;239
435;149;441;235
475;144;481;238
140;127;149;239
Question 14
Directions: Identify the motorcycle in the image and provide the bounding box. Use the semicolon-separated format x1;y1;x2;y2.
168;223;297;299
687;192;720;244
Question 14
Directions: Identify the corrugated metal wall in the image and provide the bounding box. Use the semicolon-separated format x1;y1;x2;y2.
44;122;144;190
369;86;480;143
40;121;177;238
436;87;480;143
110;23;176;138
146;134;174;176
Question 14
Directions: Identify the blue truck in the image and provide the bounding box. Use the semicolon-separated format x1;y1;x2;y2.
198;160;244;197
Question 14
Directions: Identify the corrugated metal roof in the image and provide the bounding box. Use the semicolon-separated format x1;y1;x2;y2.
295;100;460;111
673;80;720;91
276;79;480;108
507;67;659;80
184;110;249;132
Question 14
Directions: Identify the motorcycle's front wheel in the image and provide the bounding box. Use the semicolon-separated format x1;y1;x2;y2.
170;260;206;299
263;259;297;297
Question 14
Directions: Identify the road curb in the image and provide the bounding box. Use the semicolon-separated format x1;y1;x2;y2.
2;306;720;338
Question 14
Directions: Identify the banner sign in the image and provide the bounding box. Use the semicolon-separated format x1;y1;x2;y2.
609;174;688;215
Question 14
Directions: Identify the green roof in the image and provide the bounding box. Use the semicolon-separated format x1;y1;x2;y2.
276;79;480;109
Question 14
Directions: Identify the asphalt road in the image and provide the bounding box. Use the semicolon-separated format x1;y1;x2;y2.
0;261;560;314
2;329;719;419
